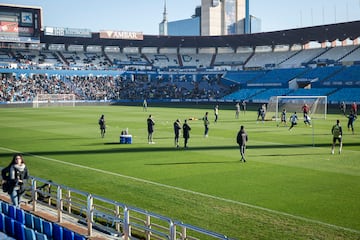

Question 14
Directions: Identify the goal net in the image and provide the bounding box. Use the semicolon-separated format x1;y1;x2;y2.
33;94;76;108
266;96;327;121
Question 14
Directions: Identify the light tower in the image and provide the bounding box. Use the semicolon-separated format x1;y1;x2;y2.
159;0;168;35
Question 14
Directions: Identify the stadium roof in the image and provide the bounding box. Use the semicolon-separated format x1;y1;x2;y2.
41;20;360;49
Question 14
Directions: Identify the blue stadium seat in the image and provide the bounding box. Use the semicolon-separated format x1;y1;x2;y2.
35;231;49;240
74;232;87;240
24;211;34;229
52;223;63;240
15;208;25;224
63;227;74;240
24;226;37;240
0;213;5;232
33;215;43;233
4;215;14;237
1;201;8;215
7;205;16;219
42;219;53;239
14;220;25;240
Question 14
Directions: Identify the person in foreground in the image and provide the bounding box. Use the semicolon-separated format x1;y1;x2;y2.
331;119;343;154
236;125;248;162
8;154;29;207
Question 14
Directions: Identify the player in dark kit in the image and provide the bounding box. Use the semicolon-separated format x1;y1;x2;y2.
182;119;191;149
202;112;210;137
173;119;181;148
346;110;357;134
147;115;155;144
236;125;248;162
280;109;287;126
98;114;106;138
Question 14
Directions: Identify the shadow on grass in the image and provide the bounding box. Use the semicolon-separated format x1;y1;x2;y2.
145;160;237;166
0;142;359;159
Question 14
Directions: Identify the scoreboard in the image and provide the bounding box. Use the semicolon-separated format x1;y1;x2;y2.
0;4;42;43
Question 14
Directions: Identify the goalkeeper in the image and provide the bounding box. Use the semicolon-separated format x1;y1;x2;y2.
331;119;343;154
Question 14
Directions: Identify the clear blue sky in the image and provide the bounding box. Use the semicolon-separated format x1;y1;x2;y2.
2;0;360;35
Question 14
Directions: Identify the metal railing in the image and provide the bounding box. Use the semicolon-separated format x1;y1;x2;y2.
26;176;234;240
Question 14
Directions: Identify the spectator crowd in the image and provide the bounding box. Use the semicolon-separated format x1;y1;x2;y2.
0;73;231;102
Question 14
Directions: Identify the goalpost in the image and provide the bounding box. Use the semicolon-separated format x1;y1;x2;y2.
266;96;327;122
33;94;76;108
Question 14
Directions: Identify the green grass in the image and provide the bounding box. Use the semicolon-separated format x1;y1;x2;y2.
0;105;359;239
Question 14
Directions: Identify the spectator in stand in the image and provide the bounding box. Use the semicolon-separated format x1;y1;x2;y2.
8;154;29;207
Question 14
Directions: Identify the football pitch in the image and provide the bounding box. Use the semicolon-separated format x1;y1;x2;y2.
0;105;359;239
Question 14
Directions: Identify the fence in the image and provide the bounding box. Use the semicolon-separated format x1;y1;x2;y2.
25;176;234;240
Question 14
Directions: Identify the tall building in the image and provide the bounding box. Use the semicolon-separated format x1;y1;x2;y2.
160;0;256;36
160;5;201;36
201;0;250;36
168;17;200;36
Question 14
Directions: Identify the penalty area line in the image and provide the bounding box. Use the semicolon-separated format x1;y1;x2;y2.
1;146;359;234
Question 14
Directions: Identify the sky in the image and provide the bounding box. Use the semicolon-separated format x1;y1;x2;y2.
2;0;360;35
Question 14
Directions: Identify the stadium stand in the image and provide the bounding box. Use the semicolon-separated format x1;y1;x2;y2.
312;45;359;63
328;88;360;103
213;52;252;67
278;48;326;68
1;18;360;239
251;88;293;103
244;49;299;69
1;44;360;104
0;199;88;240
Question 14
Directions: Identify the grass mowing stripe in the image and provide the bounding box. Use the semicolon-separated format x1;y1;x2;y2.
2;106;360;239
1;145;359;235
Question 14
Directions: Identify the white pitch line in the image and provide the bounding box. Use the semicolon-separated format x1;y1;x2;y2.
1;146;359;234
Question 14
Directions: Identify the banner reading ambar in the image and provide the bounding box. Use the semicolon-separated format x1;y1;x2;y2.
100;30;143;40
